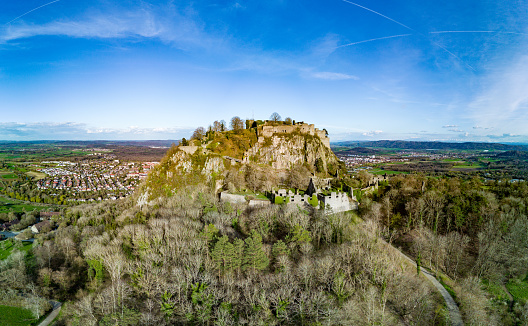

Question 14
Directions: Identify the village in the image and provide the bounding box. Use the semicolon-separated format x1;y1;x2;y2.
36;160;158;201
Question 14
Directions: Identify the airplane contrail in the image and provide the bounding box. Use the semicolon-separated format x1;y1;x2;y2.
341;0;475;71
342;0;416;32
337;34;412;48
430;31;528;36
429;40;475;71
4;0;61;26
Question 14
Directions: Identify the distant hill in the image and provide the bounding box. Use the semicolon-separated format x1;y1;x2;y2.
332;140;527;151
496;150;528;159
333;147;380;155
0;140;179;148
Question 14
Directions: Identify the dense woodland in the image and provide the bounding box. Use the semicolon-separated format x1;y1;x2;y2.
2;184;447;325
1;173;527;325
363;175;528;324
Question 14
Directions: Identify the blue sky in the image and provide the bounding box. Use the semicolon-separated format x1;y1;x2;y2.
1;0;528;142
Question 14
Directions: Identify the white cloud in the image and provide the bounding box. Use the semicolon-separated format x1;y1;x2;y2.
0;5;360;83
470;55;528;135
362;130;383;136
0;7;217;51
310;72;359;80
442;125;458;128
0;122;193;140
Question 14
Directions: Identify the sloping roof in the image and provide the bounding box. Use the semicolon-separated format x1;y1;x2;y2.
32;220;51;232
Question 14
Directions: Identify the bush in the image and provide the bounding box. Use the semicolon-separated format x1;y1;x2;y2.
308;195;318;207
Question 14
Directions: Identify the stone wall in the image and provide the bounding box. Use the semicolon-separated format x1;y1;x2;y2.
249;199;271;207
179;146;199;155
219;192;246;204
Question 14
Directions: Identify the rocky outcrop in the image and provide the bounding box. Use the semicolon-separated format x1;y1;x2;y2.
171;151;192;172
202;157;224;175
143;120;343;200
243;134;338;171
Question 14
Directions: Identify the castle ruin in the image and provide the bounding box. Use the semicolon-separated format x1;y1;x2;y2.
247;120;331;149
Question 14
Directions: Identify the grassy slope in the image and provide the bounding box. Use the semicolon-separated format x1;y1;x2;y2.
0;240;33;260
0;305;37;326
507;276;528;303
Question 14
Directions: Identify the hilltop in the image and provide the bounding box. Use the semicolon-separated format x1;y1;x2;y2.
143;117;345;200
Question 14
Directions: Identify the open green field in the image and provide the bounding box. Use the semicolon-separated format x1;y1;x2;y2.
1;173;18;179
0;145;88;162
0;196;48;214
480;158;499;163
451;162;485;169
0;305;37;326
0;239;33;260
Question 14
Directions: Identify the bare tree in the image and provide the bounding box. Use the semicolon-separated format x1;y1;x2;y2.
230;116;244;131
220;120;227;131
191;127;206;140
213;120;223;132
270;112;282;122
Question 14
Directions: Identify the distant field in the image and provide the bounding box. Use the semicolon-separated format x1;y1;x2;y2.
0;305;37;326
26;171;46;181
1;173;18;179
0;196;48;214
370;168;408;175
452;163;484;169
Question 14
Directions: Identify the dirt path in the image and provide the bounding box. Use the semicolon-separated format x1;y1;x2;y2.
501;283;514;312
388;243;464;326
37;301;62;326
420;268;464;326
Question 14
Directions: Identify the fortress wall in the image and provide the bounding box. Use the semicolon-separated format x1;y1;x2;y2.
259;123;330;149
179;146;199;155
249;199;271;207
318;192;353;213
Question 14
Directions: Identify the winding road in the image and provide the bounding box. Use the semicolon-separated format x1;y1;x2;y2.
394;246;463;326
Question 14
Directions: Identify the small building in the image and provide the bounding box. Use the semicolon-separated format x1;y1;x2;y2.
31;220;51;234
318;192;357;213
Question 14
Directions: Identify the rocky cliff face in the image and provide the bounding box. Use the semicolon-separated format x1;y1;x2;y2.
143;124;342;199
243;134;338;172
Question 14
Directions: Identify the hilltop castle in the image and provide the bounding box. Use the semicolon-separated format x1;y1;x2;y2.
246;120;330;149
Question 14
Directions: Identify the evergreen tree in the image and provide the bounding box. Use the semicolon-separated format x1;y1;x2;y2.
242;231;269;272
272;240;289;258
211;236;232;274
232;238;244;275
